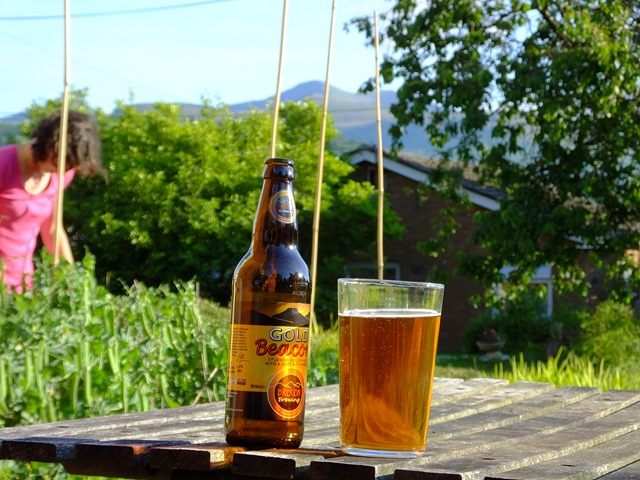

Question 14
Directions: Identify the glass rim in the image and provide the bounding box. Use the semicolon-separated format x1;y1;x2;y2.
338;278;444;290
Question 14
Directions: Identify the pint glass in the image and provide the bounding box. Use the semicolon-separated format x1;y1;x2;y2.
338;278;444;458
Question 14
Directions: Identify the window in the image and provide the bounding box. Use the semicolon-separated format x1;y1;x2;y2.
496;265;553;317
365;165;387;189
366;165;376;185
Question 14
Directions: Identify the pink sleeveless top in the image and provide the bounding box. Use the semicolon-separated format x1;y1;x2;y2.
0;144;74;291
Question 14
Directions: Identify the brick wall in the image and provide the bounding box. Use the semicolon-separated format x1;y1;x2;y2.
350;161;486;352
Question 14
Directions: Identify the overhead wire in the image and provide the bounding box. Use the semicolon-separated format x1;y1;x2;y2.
0;29;187;107
0;0;237;112
0;0;237;21
0;0;392;117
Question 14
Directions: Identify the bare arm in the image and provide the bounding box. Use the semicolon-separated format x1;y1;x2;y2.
40;208;75;264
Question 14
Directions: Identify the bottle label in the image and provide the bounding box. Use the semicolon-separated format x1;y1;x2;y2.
228;302;310;419
270;191;296;224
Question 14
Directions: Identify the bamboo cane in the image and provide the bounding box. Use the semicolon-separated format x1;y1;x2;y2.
374;11;384;280
270;0;289;158
53;0;71;267
310;0;337;324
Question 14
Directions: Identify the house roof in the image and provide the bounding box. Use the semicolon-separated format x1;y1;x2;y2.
344;145;505;211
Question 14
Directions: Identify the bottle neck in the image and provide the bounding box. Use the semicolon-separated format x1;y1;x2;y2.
252;159;299;248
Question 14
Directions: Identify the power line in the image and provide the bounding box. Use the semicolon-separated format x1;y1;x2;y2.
0;0;235;21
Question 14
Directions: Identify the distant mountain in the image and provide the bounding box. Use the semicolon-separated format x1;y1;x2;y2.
0;81;440;156
229;80;397;116
0;112;27;123
228;80;438;156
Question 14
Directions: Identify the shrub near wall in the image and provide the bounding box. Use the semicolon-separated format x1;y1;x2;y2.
462;297;552;358
576;300;640;371
0;253;230;428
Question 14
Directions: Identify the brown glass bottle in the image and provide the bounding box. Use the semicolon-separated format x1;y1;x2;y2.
225;158;311;449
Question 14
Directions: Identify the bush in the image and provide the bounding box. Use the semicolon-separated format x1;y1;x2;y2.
575;300;640;370
308;323;339;387
462;297;552;357
546;300;588;354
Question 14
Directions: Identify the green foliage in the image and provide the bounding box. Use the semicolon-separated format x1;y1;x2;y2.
19;89;95;137
0;255;342;478
574;300;640;370
0;253;229;429
0;122;20;145
23;93;403;325
354;1;640;306
308;323;339;387
462;296;552;357
484;300;640;390
547;300;589;349
492;349;640;391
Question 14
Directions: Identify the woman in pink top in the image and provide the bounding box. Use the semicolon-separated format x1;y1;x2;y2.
0;110;103;292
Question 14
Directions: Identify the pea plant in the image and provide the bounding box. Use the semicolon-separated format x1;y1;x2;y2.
0;253;230;428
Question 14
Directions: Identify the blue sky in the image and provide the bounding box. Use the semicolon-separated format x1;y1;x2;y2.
0;0;396;116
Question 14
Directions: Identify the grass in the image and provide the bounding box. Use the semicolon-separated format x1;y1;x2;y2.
435;354;497;380
434;349;640;392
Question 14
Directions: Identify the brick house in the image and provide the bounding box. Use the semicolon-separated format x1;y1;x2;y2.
342;145;554;352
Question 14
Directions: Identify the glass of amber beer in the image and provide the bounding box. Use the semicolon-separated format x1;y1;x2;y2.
338;278;444;458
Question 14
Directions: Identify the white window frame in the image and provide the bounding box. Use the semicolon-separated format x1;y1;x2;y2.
495;265;553;317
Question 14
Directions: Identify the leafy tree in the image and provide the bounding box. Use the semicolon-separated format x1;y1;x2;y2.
354;0;640;306
0;122;20;145
23;93;403;322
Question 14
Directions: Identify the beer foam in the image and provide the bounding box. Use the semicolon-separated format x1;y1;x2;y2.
339;308;440;318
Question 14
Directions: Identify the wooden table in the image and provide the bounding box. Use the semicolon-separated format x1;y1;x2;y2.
1;378;640;479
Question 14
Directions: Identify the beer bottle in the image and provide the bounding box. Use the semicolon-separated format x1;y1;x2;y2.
225;157;312;449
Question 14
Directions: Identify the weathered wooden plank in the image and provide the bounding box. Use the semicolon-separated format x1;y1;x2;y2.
135;378;477;478
148;443;244;472
393;398;640;479
76;440;189;467
429;386;599;440
0;419;228;460
597;459;640;479
301;379;466;417
431;379;510;406
422;389;640;461
485;428;640;480
63;459;165;480
2;380;638;480
60;439;191;479
0;402;224;447
301;382;561;450
0;379;489;461
0;405;335;466
307;390;640;480
304;384;339;409
429;381;556;425
303;405;340;428
310;455;395;480
232;449;341;480
0;436;90;462
283;386;595;478
433;378;465;386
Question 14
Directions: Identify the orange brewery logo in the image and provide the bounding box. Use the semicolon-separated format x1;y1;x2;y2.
267;370;305;418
